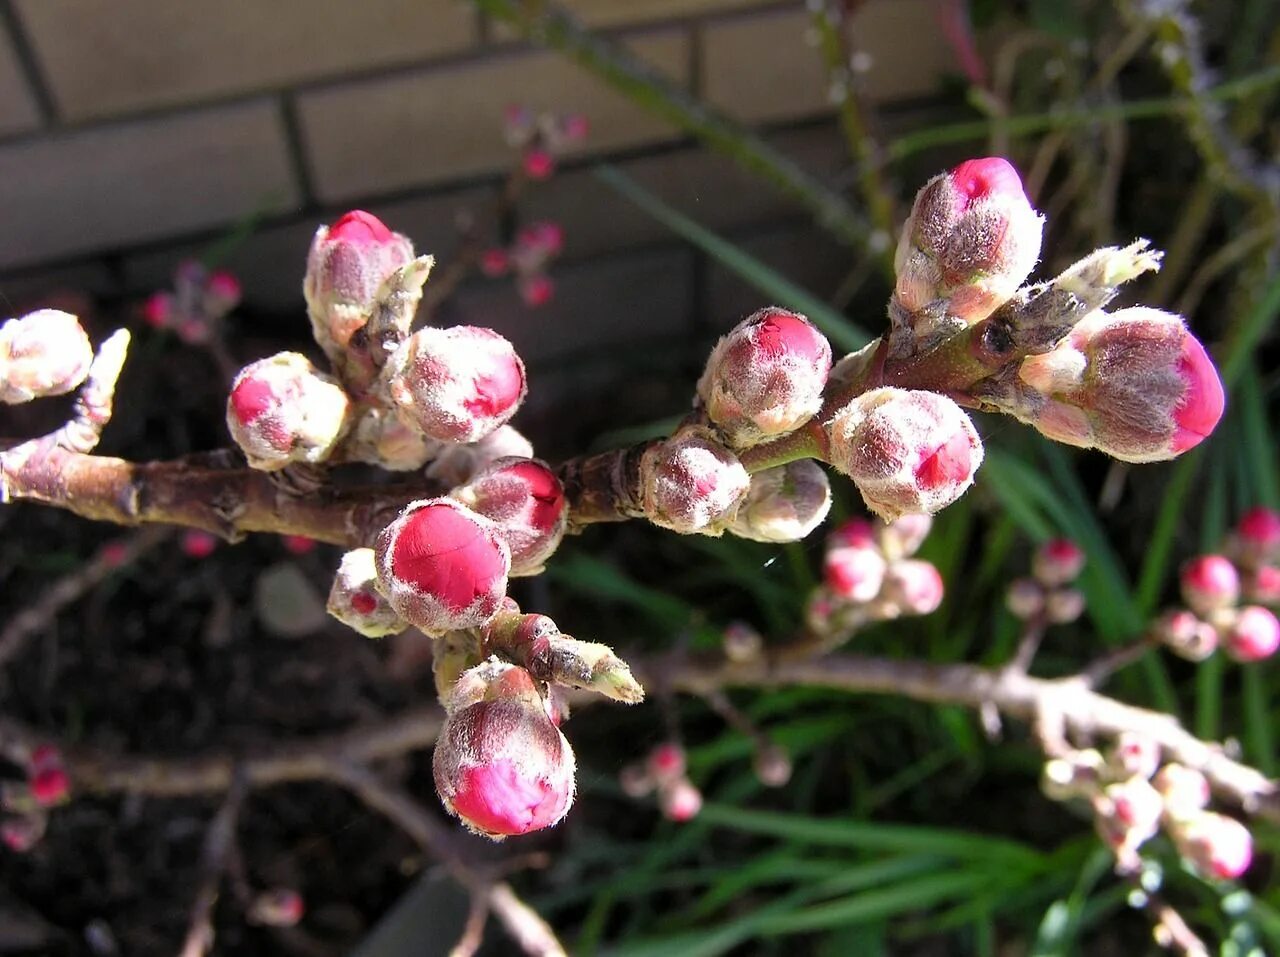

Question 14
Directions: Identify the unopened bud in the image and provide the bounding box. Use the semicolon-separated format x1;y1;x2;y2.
1006;578;1045;619
303;210;415;361
639;430;751;535
452;458;567;575
1245;566;1280;605
523;148;555;180
880;559;945;616
0;309;94;404
826;388;983;520
1033;539;1085;587
226;352;351;470
0;816;44;853
1180;555;1240;616
1045;587;1085;624
1222;606;1280;662
1109;733;1160;781
385;325;527;444
619;762;654;798
727;459;831;543
824;546;887;603
697;308;832;448
29;766;69;807
1233;507;1280;566
519;273;554;308
374;498;510;635
1104;777;1163;847
1155;609;1218;661
248;888;305;927
722;620;764;662
753;744;793;788
424;425;535;488
1014;307;1224;462
348;407;437;471
829;517;876;549
327;548;408;638
647;743;686;784
1041;748;1104;801
204;270;242;317
893;157;1043;326
1171;811;1253;880
658;778;702;822
1152;764;1210;820
181;529;218;560
433;661;575;839
876;513;932;561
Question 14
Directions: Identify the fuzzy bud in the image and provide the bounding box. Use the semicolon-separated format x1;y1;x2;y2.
0;309;94;404
658;778;703;822
824;546;887;604
876;513;932;561
180;529;218;560
0;816;43;853
1045;587;1085;624
303;210;415;359
1013;307;1225;462
1103;778;1164;847
1171;811;1253;880
722;621;764;662
248;889;305;927
424;425;535;488
893;157;1043;327
1152;764;1210;820
1041;748;1105;801
619;762;654;798
452;458;567;575
385;325;527;444
1155;609;1218;661
226;352;351;470
829;517;876;549
327;548;408;638
348;407;436;471
1180;555;1241;616
825;388;984;520
1222;605;1280;662
1245;566;1280;605
1006;578;1045;619
28;745;69;807
1233;507;1280;566
1033;539;1085;587
880;559;945;616
1109;733;1160;781
727;459;831;543
374;498;510;635
647;743;686;784
640;430;751;535
697;308;832;447
753;744;793;788
433;661;575;839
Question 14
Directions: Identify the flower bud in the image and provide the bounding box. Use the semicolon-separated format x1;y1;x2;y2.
30;766;69;807
523;148;555;180
480;247;510;277
1006;578;1045;620
1222;606;1280;662
1245;566;1280;605
647;742;686;784
893;157;1043;325
303;210;415;360
452;458;567;575
639;430;751;535
1180;555;1240;616
1033;539;1085;587
727;460;831;543
374;498;510;635
1170;811;1252;879
825;388;983;520
1152;764;1210;820
658;778;702;822
181;529;218;560
829;517;876;549
0;816;43;853
1108;733;1160;781
1103;778;1163;846
1045;587;1085;624
1041;748;1104;801
1233;507;1280;566
248;888;305;927
433;661;575;839
385;326;527;444
722;621;764;662
619;762;654;798
876;513;932;561
1014;307;1224;462
519;273;555;308
753;744;793;788
1155;609;1218;661
327;548;408;638
204;270;242;317
697;308;832;447
0;309;94;404
348;407;437;471
824;546;887;603
880;559;945;616
226;352;351;471
424;425;535;487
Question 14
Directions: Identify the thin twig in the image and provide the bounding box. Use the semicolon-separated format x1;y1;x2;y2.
178;767;249;957
1008;615;1048;674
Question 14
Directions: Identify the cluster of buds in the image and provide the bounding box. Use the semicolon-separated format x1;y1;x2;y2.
480;220;564;308
1042;735;1251;880
1005;538;1087;624
1;745;69;854
619;743;703;822
0;309;93;405
503;104;589;181
1154;508;1280;662
433;658;576;838
807;514;944;639
141;259;241;346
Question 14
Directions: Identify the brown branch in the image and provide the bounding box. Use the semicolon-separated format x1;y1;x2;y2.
178;768;249;957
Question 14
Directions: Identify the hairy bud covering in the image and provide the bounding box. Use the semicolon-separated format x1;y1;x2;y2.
452;457;567;575
1170;811;1253;880
226;352;351;470
1223;606;1280;662
1179;555;1240;616
639;430;751;535
727;459;831;543
0;309;94;404
327;548;408;638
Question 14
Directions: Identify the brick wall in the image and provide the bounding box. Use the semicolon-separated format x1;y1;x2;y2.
0;0;956;435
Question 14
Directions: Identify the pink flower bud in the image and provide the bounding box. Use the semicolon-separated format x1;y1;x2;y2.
1172;811;1253;880
385;326;527;444
829;518;876;549
327;548;408;638
142;291;175;329
639;431;751;535
876;513;932;561
1041;749;1104;801
1223;606;1280;662
893;157;1043;324
697;308;832;448
1015;308;1225;462
0;309;94;404
452;458;567;575
1152;764;1210;819
1155;609;1218;661
424;424;535;487
727;460;831;543
560;113;590;141
523;148;555;180
1033;539;1085;587
1109;732;1160;780
0;816;43;853
1044;587;1085;624
722;620;764;662
1104;778;1163;844
480;247;510;277
880;559;945;616
1180;555;1240;616
248;888;305;927
303;210;415;358
619;762;654;798
99;541;131;568
518;273;555;308
226;352;352;470
282;535;316;556
658;778;702;822
825;387;983;520
1234;507;1280;566
824;546;887;603
180;529;218;559
518;221;565;257
647;742;686;784
1005;578;1045;619
753;744;793;788
30;766;69;807
204;270;242;315
433;662;575;838
374;498;511;635
349;407;437;472
1246;565;1280;605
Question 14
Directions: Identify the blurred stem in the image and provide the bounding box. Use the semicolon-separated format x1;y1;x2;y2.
1148;178;1217;306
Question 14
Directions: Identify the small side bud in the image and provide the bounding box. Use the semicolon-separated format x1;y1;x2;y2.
880;559;945;616
753;744;793;788
647;743;686;784
424;425;535;487
727;459;831;543
0;309;94;404
248;888;305;927
327;548;408;638
1041;748;1104;801
722;621;764;662
226;352;352;471
1180;555;1241;616
1103;778;1164;849
28;745;69;808
876;513;932;561
1170;811;1253;880
1222;606;1280;662
824;546;887;604
374;498;511;635
1006;578;1045;620
1108;733;1160;781
347;407;437;472
385;326;527;444
452;458;567;575
1244;566;1280;605
1232;507;1280;566
180;529;218;560
1033;539;1085;587
1152;764;1210;820
825;388;984;520
639;430;751;535
658;778;703;822
1155;609;1218;661
1044;587;1085;624
697;308;832;448
619;762;654;798
433;661;575;839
